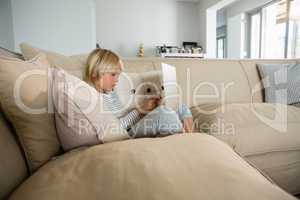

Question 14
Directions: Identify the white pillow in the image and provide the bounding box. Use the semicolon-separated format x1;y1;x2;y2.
51;68;129;151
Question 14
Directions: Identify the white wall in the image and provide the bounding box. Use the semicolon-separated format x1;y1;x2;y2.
206;8;217;58
95;0;200;57
0;0;15;50
227;13;246;58
11;0;96;55
197;0;221;52
198;0;238;56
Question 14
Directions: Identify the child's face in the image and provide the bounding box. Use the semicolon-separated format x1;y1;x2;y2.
94;72;120;92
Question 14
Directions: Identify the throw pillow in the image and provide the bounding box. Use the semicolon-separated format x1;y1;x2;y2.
51;68;129;151
19;43;86;78
0;46;24;60
0;54;60;172
257;63;300;105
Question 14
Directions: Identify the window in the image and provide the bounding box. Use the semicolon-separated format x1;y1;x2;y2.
217;37;225;58
261;2;287;58
249;0;300;59
287;0;300;58
250;12;261;58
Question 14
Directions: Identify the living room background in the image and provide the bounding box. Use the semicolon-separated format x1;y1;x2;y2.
0;0;201;57
0;0;299;58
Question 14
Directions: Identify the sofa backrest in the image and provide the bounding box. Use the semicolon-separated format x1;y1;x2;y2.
123;58;298;107
153;59;252;106
0;106;28;199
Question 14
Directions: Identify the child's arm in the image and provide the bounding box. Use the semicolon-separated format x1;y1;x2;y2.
118;97;160;131
118;109;145;131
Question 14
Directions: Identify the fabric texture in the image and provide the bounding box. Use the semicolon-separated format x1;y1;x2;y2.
0;46;24;60
0;54;60;172
112;71;191;136
103;90;191;138
10;134;297;200
51;68;129;151
102;90;143;131
177;103;192;120
0;109;28;199
191;102;300;194
129;105;183;138
239;60;297;103
257;63;300;104
19;43;86;78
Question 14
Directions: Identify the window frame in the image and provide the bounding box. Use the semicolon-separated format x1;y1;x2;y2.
217;36;226;58
248;0;293;58
248;10;262;58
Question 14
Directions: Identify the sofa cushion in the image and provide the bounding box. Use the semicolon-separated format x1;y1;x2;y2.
246;150;300;194
0;54;60;172
191;103;300;194
52;68;129;151
192;103;300;154
239;59;297;103
10;134;297;200
257;63;300;105
20;43;85;78
0;46;24;60
20;43;156;76
0;108;28;199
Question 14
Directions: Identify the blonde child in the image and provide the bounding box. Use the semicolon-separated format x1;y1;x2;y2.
85;48;193;138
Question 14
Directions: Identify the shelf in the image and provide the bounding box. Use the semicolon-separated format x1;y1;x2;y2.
160;53;204;58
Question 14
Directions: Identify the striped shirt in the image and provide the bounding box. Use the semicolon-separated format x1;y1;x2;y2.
102;90;142;130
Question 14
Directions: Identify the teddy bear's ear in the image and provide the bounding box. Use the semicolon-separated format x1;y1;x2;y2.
140;71;162;84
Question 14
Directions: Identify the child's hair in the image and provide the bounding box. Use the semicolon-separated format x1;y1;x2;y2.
85;48;123;84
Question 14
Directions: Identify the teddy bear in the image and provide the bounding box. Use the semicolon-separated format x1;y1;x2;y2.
115;70;164;113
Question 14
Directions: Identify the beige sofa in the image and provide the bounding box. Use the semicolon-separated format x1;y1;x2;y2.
147;58;300;195
0;46;300;199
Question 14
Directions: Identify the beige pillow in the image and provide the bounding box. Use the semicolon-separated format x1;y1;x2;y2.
0;54;60;172
19;43;87;78
52;68;129;151
0;46;24;60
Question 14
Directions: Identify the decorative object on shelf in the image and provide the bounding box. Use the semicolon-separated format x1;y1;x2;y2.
96;43;101;49
156;42;204;58
183;41;203;54
160;53;204;58
156;45;180;56
138;43;144;57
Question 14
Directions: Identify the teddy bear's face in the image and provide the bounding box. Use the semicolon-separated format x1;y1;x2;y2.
132;71;165;106
115;71;165;111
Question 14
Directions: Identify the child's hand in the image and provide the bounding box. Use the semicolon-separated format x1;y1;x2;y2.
138;96;160;114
